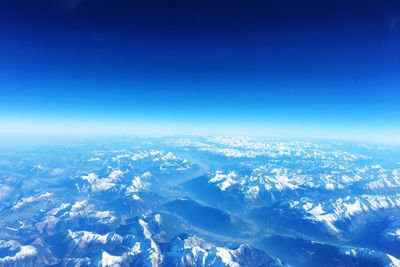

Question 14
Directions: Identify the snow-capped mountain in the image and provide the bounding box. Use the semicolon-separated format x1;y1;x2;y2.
0;136;399;266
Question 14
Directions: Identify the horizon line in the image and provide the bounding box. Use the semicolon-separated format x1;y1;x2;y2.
0;119;399;145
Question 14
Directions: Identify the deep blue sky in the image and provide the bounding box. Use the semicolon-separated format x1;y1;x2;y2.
0;0;399;141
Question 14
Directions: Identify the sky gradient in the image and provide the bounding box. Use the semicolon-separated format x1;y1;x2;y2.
0;0;400;142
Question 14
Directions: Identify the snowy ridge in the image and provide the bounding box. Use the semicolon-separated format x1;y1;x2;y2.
292;193;400;233
0;240;38;266
2;136;400;266
165;234;286;267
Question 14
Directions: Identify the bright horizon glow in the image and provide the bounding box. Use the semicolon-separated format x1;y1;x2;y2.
1;118;399;145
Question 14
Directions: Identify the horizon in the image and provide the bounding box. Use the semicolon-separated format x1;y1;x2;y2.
0;124;399;146
1;116;400;144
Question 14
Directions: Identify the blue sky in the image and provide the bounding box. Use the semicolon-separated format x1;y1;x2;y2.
0;0;399;142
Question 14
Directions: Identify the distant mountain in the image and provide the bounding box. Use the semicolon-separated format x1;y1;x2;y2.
0;136;399;266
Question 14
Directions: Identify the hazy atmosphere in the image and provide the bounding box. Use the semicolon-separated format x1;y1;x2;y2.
1;1;400;267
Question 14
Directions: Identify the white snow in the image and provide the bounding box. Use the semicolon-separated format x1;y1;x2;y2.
154;214;162;225
68;230;122;247
81;170;124;192
132;194;141;201
325;183;335;190
208;171;238;191
245;186;260;200
100;242;141;267
308;204;324;216
388;229;400;239
139;219;162;267
0;242;37;265
343;199;366;217
48;203;71;216
69;200;89;218
303;202;313;211
11;192;53;210
127;175;149;194
387;254;400;267
216;248;240;267
101;251;124;267
94;211;117;225
304;202;340;233
269;169;298;190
